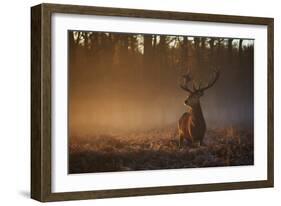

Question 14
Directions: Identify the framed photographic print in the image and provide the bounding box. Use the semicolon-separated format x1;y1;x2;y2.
31;3;274;202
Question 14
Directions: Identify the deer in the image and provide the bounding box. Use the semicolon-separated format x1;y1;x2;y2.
178;70;220;148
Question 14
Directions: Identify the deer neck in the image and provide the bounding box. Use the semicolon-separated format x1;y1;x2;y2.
190;102;205;123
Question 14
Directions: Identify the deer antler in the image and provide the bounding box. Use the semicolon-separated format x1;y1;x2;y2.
180;71;194;94
197;70;220;92
180;70;220;93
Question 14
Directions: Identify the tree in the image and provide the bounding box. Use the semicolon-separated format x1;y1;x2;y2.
228;39;234;63
238;39;243;58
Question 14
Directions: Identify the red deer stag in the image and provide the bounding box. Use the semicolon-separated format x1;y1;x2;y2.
178;70;220;148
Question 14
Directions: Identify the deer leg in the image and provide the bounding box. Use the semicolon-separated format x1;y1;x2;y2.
200;139;206;146
179;134;184;149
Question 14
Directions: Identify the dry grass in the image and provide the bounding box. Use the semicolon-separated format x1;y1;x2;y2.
69;126;253;174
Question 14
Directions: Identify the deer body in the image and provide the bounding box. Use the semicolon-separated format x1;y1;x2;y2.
178;103;206;147
178;70;219;148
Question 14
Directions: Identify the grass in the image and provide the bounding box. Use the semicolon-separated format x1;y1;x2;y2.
69;126;253;174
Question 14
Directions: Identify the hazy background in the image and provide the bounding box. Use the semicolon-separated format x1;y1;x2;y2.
68;31;254;136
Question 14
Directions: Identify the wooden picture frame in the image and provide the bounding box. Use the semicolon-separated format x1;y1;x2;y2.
31;3;274;202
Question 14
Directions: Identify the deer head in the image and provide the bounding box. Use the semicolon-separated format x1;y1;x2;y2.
180;70;220;109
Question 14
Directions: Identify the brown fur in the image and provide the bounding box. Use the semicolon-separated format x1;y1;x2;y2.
178;103;206;148
178;70;219;148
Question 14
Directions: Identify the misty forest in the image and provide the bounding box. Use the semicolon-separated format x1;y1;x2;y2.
68;30;254;174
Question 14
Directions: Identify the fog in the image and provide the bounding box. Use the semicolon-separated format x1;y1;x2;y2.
68;31;254;136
